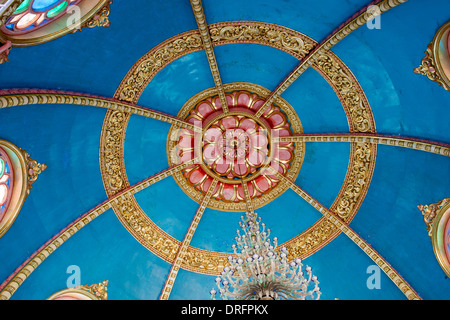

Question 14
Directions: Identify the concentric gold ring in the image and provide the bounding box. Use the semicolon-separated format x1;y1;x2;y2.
99;21;377;274
166;83;303;212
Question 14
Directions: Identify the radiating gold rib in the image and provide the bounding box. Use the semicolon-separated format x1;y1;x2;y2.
189;0;229;113
159;178;219;300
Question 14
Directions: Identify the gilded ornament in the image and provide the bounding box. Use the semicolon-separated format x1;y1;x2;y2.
414;22;450;91
100;21;376;274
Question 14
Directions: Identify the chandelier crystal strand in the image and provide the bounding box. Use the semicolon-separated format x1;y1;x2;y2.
210;210;321;300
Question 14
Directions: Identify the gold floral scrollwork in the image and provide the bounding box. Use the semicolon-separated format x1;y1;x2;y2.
116;32;203;103
0;1;22;28
114;194;179;262
209;23;315;60
333;143;374;220
99;111;129;194
418;198;450;237
23;152;47;192
82;1;112;29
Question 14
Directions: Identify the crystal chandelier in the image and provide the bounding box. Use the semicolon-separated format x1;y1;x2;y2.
210;210;321;300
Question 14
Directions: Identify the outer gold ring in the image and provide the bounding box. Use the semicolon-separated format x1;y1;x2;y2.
99;21;377;274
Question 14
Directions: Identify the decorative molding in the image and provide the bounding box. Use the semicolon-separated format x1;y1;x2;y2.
167;83;303;212
0;89;196;131
47;280;109;300
0;40;11;64
24;152;47;191
278;133;450;157
414;21;450;91
0;140;45;239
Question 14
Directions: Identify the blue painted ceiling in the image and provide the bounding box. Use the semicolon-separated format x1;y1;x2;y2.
0;0;449;300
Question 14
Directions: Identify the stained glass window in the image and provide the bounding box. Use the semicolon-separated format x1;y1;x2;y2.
2;0;82;34
0;152;13;219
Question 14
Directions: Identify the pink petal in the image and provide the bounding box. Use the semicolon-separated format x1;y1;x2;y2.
254;176;270;192
240;118;257;131
198;102;213;117
222;184;235;200
204;127;223;143
251;99;265;111
214;162;231;175
203;144;220;163
248;149;264;166
237;92;251;107
188;168;206;185
222;117;238;130
268;114;284;127
251;134;268;148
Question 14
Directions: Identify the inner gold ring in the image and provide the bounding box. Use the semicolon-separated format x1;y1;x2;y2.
197;109;273;185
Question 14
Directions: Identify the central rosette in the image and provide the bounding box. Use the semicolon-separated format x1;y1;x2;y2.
203;115;269;180
167;87;302;211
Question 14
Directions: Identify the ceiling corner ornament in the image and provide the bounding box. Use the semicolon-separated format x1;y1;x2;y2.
0;0;113;46
0;139;45;239
47;280;109;300
0;40;11;64
418;198;450;278
100;21;376;275
24;151;47;191
414;21;450;91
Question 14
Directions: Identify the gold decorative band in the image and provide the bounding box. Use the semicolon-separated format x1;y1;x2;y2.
278;134;450;157
0;90;196;131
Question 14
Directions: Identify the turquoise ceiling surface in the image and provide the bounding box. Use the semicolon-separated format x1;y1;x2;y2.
0;0;449;301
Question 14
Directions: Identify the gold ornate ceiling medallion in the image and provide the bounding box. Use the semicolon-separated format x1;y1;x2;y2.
167;83;304;212
99;21;376;275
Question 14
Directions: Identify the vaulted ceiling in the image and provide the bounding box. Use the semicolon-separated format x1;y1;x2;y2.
0;0;449;300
